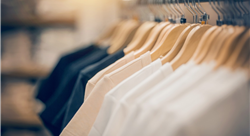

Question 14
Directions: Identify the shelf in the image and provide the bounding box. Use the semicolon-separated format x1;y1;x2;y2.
2;16;76;27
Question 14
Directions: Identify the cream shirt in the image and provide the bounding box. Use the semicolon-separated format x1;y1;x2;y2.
89;59;162;136
85;51;135;99
102;62;173;136
60;52;152;136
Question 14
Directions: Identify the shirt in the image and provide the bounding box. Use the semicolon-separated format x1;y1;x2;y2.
158;68;248;136
62;49;125;129
101;61;173;136
119;63;211;136
40;46;109;136
60;51;152;136
89;59;163;136
36;44;101;103
84;51;135;100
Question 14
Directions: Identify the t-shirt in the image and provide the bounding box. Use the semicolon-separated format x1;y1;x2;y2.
60;52;152;136
40;46;109;136
36;44;102;103
101;62;173;136
118;63;212;136
62;49;125;129
151;68;248;136
89;59;163;136
84;51;135;100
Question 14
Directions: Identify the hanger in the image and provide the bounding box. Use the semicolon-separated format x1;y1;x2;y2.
108;20;140;54
200;0;238;64
169;0;212;70
123;22;157;55
214;26;246;68
95;20;125;46
150;0;189;61
224;29;250;70
161;0;198;64
161;24;199;64
188;26;218;62
194;26;222;64
133;0;172;58
189;0;224;63
170;24;211;70
150;23;189;61
134;22;171;58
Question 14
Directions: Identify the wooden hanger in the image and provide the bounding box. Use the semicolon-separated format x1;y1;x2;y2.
201;26;235;64
134;22;171;58
123;22;157;55
161;24;199;64
186;26;218;63
150;24;189;61
230;37;250;78
109;21;129;46
170;25;212;70
192;26;222;64
108;20;140;54
224;29;250;70
95;20;122;46
151;24;174;51
214;26;247;68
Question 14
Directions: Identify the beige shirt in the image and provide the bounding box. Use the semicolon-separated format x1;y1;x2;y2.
84;51;135;100
60;52;152;136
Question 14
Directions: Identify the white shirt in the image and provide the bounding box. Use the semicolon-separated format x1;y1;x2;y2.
119;62;214;136
89;59;162;136
119;64;249;136
144;66;237;136
161;68;248;136
102;62;173;136
60;52;151;136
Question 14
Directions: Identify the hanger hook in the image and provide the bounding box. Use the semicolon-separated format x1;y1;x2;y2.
209;0;221;22
231;0;242;18
162;0;172;20
166;0;177;21
188;0;198;23
193;0;203;16
184;0;195;23
177;0;185;18
170;0;180;20
214;0;227;20
197;0;206;14
237;0;247;15
172;0;182;18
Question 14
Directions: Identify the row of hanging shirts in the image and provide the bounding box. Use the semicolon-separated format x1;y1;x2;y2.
35;0;250;136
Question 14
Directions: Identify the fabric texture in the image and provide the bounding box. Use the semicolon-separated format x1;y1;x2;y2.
40;46;109;136
60;51;152;136
62;49;125;129
84;51;135;100
89;59;163;136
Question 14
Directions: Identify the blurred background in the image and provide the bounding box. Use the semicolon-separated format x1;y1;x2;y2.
1;0;248;135
1;0;119;135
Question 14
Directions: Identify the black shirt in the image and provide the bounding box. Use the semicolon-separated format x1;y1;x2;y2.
39;45;109;136
36;44;99;103
61;49;125;129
